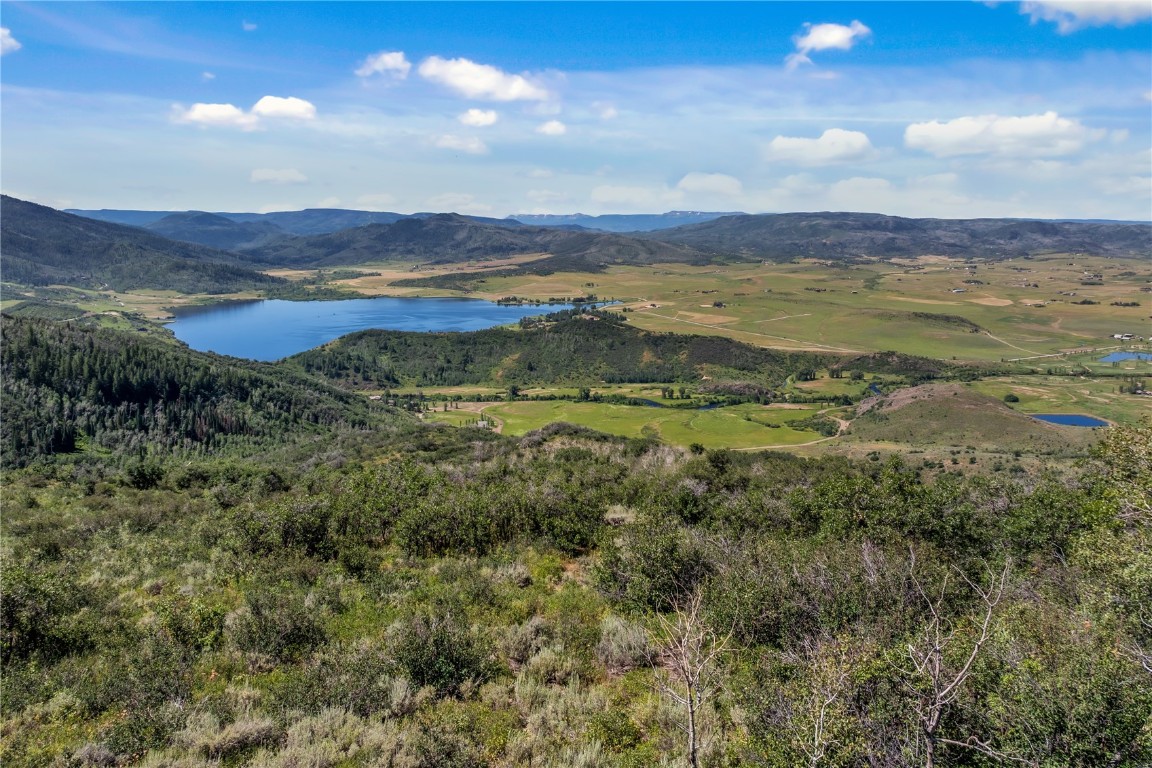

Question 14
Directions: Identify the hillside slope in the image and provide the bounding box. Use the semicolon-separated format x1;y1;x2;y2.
239;213;702;268
848;382;1097;454
286;310;832;388
0;197;283;293
643;212;1152;261
146;211;285;250
0;315;406;466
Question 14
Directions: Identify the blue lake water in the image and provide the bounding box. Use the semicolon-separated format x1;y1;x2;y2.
1099;352;1152;363
169;297;588;361
1031;413;1110;427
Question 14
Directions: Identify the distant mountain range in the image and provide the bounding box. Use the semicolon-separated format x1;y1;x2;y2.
1;196;282;293
507;211;745;232
10;197;1146;296
238;213;699;270
639;212;1151;261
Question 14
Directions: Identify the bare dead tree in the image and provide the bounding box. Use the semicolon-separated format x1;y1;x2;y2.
652;589;732;768
784;635;858;768
899;553;1021;768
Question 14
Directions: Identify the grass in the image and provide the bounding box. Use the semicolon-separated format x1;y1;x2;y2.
967;376;1152;426
315;253;1149;362
482;401;834;449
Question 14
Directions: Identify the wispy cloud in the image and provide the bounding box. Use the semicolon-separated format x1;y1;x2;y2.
434;134;490;155
242;21;258;32
1022;1;1152;33
418;56;551;101
250;168;308;184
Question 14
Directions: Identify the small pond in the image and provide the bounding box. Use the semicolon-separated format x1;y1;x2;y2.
1099;352;1152;363
1031;413;1110;427
169;297;595;361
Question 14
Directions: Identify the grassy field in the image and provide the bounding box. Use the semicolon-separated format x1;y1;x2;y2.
481;401;839;450
967;376;1152;425
310;253;1149;362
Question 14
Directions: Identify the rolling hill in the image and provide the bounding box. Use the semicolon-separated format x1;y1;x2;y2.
237;213;702;269
145;211;285;250
641;212;1152;261
0;197;283;294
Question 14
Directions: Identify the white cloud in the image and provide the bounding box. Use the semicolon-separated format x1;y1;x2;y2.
173;103;260;130
675;172;744;197
172;96;316;130
201;71;216;81
526;168;554;179
764;128;874;165
1022;1;1152;33
1;27;22;56
250;168;308;184
251;96;316;120
418;56;551;101
905;111;1103;157
786;20;871;69
433;134;490;155
242;21;258;32
355;51;411;79
590;184;679;208
458;108;498;127
536;120;567;136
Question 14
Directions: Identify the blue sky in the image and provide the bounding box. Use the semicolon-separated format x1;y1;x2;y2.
2;1;1149;219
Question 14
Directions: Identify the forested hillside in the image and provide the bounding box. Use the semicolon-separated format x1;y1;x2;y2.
0;197;283;293
286;311;836;388
641;212;1152;261
0;316;402;467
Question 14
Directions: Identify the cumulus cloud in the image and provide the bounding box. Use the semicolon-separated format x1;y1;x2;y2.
1022;1;1152;32
535;120;567;136
905;112;1103;157
433;134;490;155
356;51;411;79
418;56;551;101
675;172;744;197
173;103;260;130
458;108;498;127
764;128;874;165
173;96;317;130
250;168;308;184
786;20;871;69
1;27;22;55
251;96;317;120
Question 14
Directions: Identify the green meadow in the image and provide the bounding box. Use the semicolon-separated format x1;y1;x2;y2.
482;401;837;449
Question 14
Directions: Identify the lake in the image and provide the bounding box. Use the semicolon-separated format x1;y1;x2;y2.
169;297;589;361
1099;352;1152;363
1031;413;1110;427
